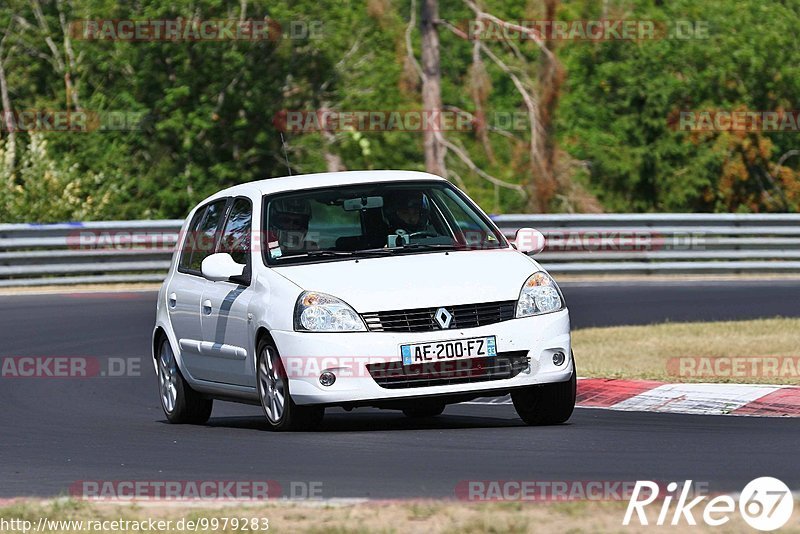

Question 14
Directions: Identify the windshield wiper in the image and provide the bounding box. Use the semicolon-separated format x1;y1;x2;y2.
304;248;395;258
273;250;359;260
349;248;396;256
350;245;459;255
304;250;357;257
395;243;462;251
281;245;457;261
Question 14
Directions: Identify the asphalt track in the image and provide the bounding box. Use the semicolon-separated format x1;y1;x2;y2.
1;280;798;498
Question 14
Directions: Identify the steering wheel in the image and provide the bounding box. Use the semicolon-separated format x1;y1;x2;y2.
406;230;438;239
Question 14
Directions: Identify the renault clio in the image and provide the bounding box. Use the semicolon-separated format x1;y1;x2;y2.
152;171;575;430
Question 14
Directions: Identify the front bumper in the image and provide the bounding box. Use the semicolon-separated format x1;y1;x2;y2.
271;308;571;405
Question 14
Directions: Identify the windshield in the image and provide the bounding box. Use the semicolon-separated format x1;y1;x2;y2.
262;181;507;265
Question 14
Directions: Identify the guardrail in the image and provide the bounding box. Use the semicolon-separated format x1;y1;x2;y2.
0;214;799;286
493;214;800;274
0;220;182;287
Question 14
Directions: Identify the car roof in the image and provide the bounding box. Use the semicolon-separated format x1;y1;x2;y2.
204;170;448;203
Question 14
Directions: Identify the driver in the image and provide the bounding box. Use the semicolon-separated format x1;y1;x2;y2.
268;197;316;255
384;191;432;235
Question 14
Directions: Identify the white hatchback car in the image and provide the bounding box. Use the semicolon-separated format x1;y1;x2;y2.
153;170;575;430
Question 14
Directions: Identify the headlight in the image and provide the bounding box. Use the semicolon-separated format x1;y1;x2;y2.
516;271;565;318
294;291;367;332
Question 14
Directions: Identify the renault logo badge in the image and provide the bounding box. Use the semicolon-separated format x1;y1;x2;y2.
434;307;453;329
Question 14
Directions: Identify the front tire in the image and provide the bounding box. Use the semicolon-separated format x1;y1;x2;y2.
511;359;576;426
256;338;324;431
157;336;213;424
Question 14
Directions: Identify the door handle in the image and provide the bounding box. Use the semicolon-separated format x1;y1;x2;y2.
168;293;177;308
202;299;213;315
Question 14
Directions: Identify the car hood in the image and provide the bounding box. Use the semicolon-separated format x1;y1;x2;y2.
273;248;539;312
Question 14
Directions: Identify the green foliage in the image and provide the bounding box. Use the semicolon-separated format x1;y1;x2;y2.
558;0;800;212
0;0;798;221
0;135;121;221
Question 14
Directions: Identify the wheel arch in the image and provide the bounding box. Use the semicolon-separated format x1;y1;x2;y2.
153;326;168;360
254;327;278;374
152;325;185;377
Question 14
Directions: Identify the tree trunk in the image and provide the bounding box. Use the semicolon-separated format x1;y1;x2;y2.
420;0;446;176
319;105;345;172
528;0;564;212
0;50;15;172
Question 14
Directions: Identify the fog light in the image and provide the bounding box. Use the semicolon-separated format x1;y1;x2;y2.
319;371;336;387
552;351;566;366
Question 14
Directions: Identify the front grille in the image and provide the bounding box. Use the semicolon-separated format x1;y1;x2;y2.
366;351;529;389
361;300;516;332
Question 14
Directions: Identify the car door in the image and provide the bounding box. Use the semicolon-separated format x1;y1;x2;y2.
165;206;208;372
198;197;255;387
172;198;230;381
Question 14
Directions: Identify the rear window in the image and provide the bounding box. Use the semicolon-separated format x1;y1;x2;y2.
178;209;205;271
218;198;252;265
179;199;228;273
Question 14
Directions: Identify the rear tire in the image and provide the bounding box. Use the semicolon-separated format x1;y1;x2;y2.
511;358;576;426
256;338;324;431
402;401;446;418
157;336;213;424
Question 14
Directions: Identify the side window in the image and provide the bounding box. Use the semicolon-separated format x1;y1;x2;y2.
219;198;252;265
435;191;481;232
432;189;501;248
187;199;228;272
178;208;206;271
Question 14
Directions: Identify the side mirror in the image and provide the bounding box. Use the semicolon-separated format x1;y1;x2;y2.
513;227;546;255
201;253;245;282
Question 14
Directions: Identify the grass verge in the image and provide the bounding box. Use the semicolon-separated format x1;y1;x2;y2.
2;499;799;533
573;317;800;384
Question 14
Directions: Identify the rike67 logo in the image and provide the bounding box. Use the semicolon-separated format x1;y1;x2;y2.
624;477;794;531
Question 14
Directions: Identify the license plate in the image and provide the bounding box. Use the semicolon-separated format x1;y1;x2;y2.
401;336;497;366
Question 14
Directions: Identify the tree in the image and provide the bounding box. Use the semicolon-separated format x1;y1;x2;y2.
407;0;598;212
420;0;445;177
